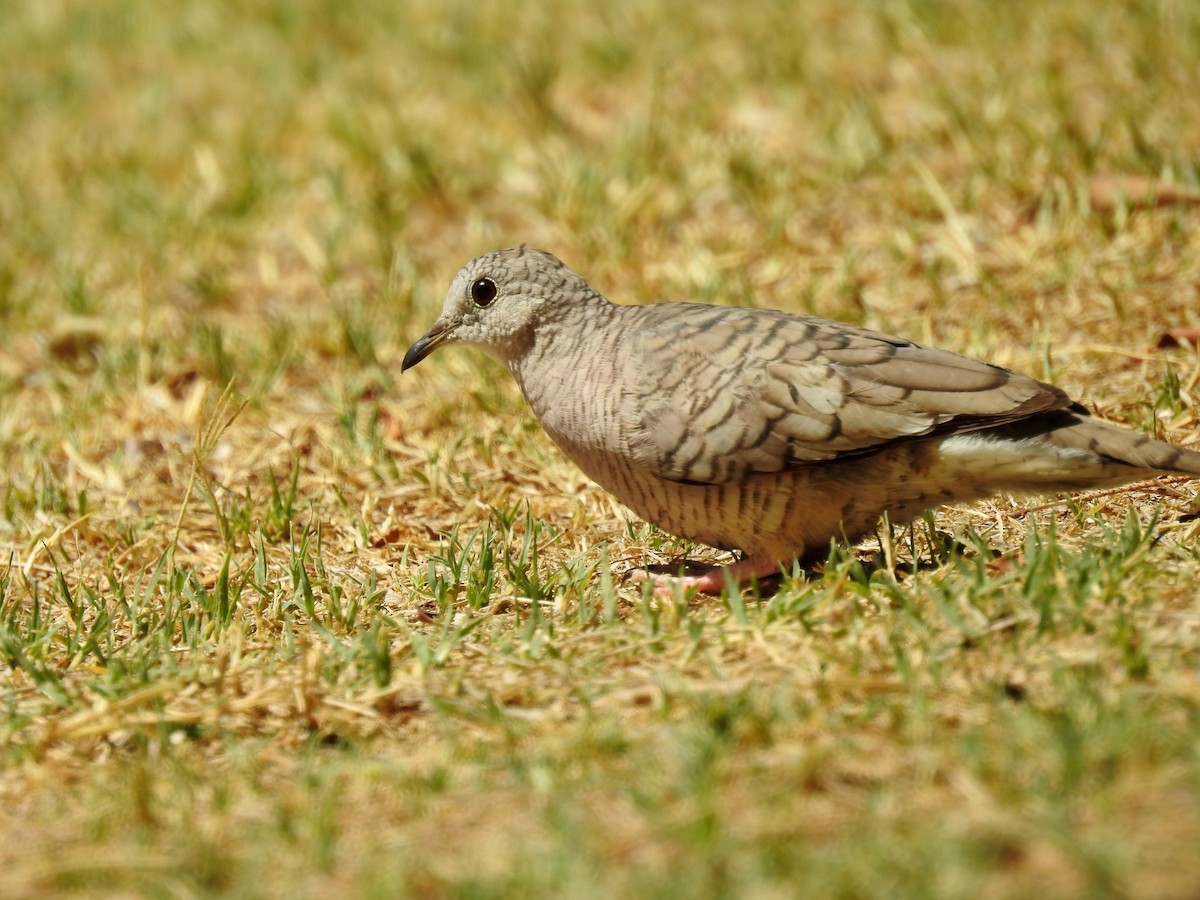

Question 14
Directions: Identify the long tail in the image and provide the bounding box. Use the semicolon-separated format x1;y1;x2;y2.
939;408;1200;494
1031;408;1200;476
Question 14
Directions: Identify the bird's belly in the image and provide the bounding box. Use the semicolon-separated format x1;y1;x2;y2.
566;448;870;560
548;435;981;561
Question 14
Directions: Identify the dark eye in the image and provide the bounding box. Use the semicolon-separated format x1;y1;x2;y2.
471;277;498;308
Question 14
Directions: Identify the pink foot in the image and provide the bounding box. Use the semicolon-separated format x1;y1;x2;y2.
627;556;784;597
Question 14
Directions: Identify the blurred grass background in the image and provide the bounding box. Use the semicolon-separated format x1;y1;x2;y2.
2;0;1200;896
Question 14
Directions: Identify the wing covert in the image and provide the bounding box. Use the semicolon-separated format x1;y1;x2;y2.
620;306;1071;484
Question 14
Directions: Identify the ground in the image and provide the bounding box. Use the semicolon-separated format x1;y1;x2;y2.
2;1;1200;896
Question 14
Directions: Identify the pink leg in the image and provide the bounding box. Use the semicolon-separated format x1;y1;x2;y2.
627;556;785;596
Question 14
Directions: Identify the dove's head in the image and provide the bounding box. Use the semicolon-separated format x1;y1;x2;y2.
402;247;598;371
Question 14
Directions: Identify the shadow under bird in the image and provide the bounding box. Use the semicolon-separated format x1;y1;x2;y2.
403;247;1200;593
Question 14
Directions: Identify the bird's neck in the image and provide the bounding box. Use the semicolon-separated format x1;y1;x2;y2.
509;300;629;451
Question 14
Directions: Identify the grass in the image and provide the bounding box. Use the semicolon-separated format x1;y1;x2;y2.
2;0;1200;896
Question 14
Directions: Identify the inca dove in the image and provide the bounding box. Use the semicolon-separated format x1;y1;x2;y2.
403;247;1200;593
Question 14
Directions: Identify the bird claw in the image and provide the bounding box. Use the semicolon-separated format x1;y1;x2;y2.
626;566;725;597
626;556;784;598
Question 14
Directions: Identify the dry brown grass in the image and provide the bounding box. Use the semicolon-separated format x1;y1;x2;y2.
2;0;1200;896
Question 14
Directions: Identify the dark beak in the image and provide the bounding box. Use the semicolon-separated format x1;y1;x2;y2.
402;318;456;371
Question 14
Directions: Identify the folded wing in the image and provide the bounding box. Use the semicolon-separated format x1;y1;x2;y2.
621;305;1073;485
